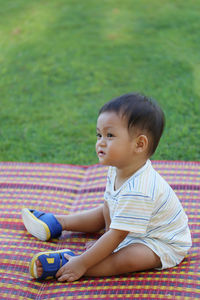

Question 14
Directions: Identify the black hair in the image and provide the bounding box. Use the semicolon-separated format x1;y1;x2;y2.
99;92;165;156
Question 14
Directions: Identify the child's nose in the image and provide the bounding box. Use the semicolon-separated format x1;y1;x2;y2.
98;137;106;146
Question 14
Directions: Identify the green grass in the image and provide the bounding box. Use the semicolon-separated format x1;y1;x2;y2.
0;0;199;164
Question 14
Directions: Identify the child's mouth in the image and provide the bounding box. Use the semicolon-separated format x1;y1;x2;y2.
98;150;105;157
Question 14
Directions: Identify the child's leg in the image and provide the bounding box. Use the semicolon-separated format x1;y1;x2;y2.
22;205;105;241
35;243;161;279
56;205;105;233
85;243;161;277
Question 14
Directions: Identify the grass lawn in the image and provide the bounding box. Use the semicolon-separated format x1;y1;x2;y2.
0;0;199;164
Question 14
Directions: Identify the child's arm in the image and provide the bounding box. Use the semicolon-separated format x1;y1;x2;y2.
56;228;129;282
103;200;111;232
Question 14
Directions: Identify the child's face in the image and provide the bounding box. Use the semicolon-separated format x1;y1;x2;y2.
96;112;137;168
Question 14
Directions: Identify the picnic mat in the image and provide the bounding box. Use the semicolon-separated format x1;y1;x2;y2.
0;160;199;299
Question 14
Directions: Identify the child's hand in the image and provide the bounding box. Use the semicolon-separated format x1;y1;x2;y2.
56;254;87;282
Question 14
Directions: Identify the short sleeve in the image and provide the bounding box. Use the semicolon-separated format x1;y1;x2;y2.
110;192;153;234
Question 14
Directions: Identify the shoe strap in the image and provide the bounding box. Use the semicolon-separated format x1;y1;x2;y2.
30;210;45;219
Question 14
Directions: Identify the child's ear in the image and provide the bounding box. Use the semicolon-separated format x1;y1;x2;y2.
134;135;148;153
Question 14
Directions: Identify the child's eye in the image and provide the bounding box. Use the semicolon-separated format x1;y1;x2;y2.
96;133;101;139
107;133;114;138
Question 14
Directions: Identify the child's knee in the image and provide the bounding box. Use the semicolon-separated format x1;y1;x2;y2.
116;243;161;271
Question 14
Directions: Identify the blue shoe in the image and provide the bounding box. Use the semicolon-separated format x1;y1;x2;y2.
29;249;75;280
21;208;62;241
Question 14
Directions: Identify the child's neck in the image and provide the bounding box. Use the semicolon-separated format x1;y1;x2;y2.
114;158;148;190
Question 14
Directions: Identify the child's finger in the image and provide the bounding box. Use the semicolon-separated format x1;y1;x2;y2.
58;274;76;282
64;253;74;261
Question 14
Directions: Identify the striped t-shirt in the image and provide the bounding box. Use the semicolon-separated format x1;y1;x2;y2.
104;160;192;250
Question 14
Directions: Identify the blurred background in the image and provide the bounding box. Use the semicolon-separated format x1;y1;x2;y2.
0;0;199;164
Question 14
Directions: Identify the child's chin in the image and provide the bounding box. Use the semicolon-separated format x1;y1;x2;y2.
98;158;109;166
